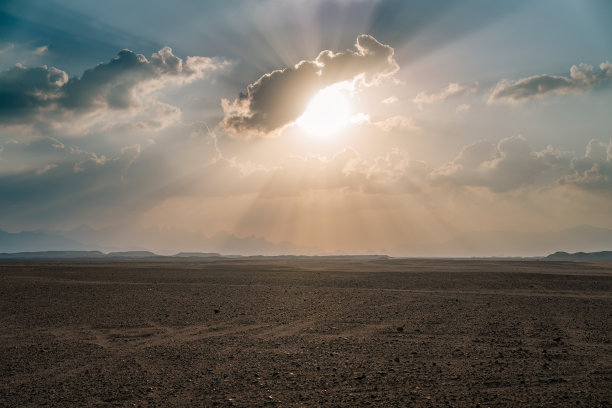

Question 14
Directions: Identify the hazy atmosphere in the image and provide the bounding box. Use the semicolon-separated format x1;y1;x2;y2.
1;0;611;256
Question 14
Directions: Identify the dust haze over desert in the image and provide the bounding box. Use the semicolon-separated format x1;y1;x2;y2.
1;0;611;406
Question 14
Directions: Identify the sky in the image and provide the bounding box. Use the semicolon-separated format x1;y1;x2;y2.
0;0;611;256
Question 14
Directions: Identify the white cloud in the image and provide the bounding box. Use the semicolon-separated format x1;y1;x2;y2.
221;34;398;137
382;95;398;104
561;139;612;191
456;103;470;113
432;135;568;192
0;43;15;54
34;45;49;55
35;163;57;175
489;61;612;103
0;47;228;131
350;114;416;132
372;115;417;131
413;81;477;109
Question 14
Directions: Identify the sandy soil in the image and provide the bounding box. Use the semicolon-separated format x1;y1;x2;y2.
0;259;611;407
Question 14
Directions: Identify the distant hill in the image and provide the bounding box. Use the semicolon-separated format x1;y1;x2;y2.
0;251;390;262
174;252;222;258
545;251;612;261
52;225;310;255
0;226;310;256
3;224;612;258
0;251;175;261
106;251;158;258
429;225;612;257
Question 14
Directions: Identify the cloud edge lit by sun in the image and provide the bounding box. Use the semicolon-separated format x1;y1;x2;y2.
220;34;398;138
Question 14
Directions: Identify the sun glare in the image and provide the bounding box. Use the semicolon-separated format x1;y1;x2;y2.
297;84;351;138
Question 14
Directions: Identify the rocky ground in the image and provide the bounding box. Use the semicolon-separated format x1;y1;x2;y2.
0;258;611;407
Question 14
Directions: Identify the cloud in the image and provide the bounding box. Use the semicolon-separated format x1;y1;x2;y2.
152;143;431;200
60;47;223;110
221;34;398;137
456;103;470;113
348;149;430;194
257;148;429;196
238;137;610;196
0;139;131;198
353;114;417;132
432;135;565;192
211;148;429;197
0;64;68;121
413;81;477;109
490;61;612;103
382;95;398;104
35;163;57;175
375;115;417;131
161;134;606;200
2;126;610;231
34;45;49;55
0;121;229;226
0;136;106;176
0;47;227;124
0;136;146;227
0;43;15;54
561;139;612;191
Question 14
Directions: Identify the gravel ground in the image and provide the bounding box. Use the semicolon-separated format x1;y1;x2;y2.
0;259;611;407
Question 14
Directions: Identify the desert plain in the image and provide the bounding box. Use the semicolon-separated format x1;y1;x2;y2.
0;258;611;407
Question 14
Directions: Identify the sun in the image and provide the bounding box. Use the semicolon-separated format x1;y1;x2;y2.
297;84;351;138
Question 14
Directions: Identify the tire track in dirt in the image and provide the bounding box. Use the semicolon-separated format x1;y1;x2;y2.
48;321;325;352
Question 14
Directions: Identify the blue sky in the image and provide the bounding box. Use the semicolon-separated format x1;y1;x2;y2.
0;0;611;255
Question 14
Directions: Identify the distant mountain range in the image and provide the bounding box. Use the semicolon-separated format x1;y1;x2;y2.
0;249;610;262
545;251;612;261
0;224;611;257
0;226;309;255
0;250;226;261
0;251;391;261
422;225;612;257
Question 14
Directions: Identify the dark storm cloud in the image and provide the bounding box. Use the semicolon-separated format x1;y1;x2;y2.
0;47;223;122
490;62;612;103
59;47;212;110
221;34;398;136
0;64;67;119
